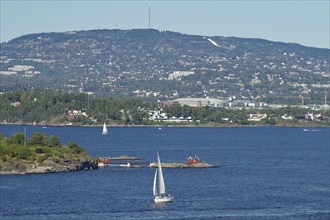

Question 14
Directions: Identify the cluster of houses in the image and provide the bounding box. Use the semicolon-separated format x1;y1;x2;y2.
0;65;41;77
148;110;193;123
161;97;328;110
147;108;328;124
247;112;328;123
147;98;329;124
67;110;88;118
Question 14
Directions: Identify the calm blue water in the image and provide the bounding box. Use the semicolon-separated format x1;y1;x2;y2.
0;125;329;219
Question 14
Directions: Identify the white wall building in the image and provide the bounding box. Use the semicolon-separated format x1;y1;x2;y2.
172;98;227;107
168;71;195;80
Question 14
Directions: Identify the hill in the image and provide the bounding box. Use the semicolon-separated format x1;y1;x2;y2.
0;29;329;103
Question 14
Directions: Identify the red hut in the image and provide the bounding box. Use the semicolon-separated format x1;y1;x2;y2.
187;155;201;164
98;157;111;164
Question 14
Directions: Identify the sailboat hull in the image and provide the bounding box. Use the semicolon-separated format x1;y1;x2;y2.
154;195;174;203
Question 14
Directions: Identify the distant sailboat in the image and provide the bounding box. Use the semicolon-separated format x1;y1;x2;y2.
102;122;108;135
153;152;174;203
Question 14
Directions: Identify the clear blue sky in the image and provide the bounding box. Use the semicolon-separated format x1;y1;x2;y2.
1;0;329;48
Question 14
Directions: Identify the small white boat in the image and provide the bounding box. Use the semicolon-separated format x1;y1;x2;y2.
119;163;131;168
303;128;322;132
98;162;105;167
102;122;108;135
153;152;174;203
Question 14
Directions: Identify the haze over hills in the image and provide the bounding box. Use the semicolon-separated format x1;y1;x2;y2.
0;29;329;104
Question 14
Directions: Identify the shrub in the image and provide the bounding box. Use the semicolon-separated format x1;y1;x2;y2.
17;147;32;160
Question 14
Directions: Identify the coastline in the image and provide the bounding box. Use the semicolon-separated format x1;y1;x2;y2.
0;157;98;175
1;121;329;128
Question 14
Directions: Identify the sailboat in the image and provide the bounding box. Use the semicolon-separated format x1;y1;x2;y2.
153;152;174;203
102;122;108;135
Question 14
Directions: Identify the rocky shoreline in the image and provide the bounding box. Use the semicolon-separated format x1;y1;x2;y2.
0;157;98;175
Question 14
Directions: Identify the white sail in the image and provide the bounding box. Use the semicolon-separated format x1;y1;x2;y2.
153;169;158;196
102;123;108;134
157;152;166;194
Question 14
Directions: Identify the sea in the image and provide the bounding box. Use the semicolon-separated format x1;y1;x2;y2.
0;125;329;220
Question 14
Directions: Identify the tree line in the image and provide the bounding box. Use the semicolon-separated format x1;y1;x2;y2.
0;90;328;126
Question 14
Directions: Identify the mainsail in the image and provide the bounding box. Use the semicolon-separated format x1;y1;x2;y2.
157;152;166;194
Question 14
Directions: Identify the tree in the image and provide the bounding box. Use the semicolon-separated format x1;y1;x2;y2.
49;135;61;148
131;110;147;124
28;132;48;147
6;132;25;145
67;141;83;154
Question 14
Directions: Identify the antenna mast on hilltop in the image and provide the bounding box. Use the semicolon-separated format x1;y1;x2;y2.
149;4;151;29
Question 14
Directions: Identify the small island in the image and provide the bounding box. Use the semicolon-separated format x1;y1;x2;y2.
0;132;98;175
149;162;216;168
149;155;216;168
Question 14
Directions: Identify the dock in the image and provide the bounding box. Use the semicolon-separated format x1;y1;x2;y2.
98;155;149;168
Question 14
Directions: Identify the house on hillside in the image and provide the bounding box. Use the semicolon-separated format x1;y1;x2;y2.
247;113;267;122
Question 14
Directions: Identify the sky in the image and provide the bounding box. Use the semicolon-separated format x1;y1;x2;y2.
1;0;329;49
